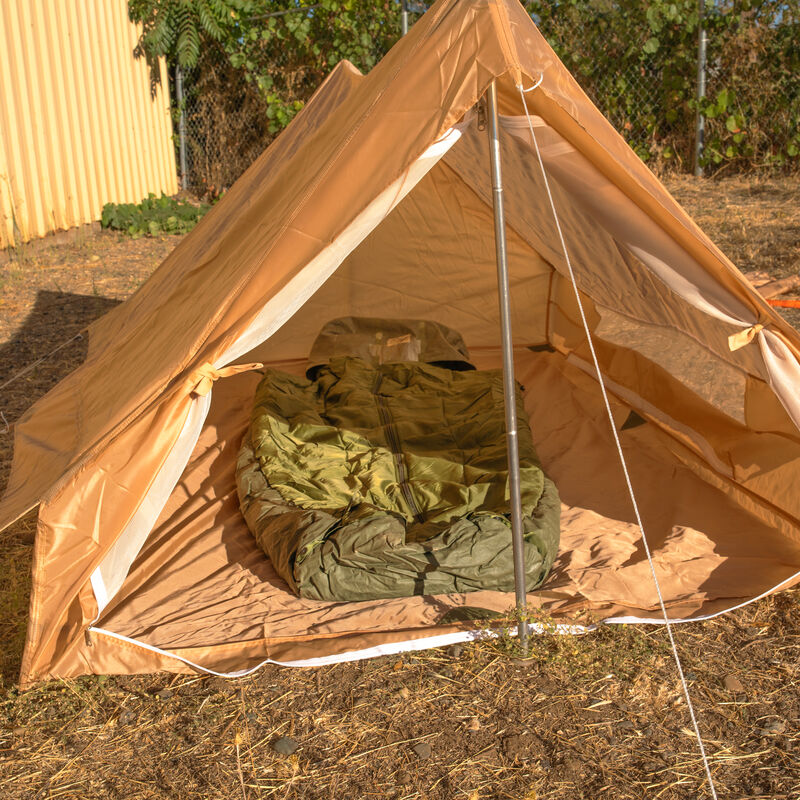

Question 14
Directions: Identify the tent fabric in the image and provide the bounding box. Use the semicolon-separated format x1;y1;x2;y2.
87;121;469;620
2;0;800;684
236;357;560;600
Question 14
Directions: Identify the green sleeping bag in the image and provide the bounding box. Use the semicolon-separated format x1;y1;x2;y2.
236;355;561;602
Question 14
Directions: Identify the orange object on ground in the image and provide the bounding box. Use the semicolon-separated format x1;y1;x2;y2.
767;297;800;309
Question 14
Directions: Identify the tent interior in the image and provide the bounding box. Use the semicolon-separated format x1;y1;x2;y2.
88;107;800;670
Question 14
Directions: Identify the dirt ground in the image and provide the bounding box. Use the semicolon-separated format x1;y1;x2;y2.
0;176;799;799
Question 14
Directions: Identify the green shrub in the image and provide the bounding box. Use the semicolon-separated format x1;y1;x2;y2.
129;0;798;177
528;0;800;172
100;193;210;237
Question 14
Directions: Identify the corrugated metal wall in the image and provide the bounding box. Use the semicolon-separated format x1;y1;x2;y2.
0;0;178;248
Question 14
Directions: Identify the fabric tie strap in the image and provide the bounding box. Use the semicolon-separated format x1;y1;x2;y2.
728;323;764;352
190;362;264;397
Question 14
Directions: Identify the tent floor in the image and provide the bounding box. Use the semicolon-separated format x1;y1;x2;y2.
96;352;798;662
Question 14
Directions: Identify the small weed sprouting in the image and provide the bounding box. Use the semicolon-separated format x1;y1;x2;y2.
101;193;210;238
479;604;670;680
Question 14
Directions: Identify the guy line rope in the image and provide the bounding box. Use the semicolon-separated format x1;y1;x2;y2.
0;330;86;435
0;330;85;396
517;80;719;800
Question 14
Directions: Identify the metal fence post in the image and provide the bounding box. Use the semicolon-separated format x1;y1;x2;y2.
694;0;707;176
175;64;189;191
401;0;409;36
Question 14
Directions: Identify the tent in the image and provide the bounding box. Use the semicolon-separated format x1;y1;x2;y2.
3;0;800;685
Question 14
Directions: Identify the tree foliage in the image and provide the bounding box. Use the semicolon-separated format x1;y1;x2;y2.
130;0;232;68
525;0;800;169
128;0;799;176
129;1;402;132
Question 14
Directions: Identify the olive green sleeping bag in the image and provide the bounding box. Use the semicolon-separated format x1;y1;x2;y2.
236;356;561;602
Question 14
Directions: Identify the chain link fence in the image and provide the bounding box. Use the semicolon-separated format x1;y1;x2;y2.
536;21;680;166
171;4;799;196
171;46;273;198
534;2;800;176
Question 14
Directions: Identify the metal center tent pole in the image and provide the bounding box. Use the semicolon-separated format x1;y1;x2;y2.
486;80;529;653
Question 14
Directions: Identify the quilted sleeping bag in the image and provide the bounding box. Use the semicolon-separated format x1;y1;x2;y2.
236;332;560;602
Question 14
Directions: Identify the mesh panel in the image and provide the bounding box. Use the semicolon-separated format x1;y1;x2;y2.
595;307;746;423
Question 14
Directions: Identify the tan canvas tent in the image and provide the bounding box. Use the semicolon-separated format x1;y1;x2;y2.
4;0;800;685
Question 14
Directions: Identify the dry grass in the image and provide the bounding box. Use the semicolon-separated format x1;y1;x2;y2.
668;174;800;330
0;603;798;799
667;175;800;281
0;177;799;799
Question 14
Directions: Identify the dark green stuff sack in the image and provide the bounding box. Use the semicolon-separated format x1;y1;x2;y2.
236;357;560;601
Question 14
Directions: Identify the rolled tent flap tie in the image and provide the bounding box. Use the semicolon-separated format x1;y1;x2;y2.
189;362;264;397
728;323;764;352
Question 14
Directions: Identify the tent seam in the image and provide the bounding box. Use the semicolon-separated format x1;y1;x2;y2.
490;0;522;79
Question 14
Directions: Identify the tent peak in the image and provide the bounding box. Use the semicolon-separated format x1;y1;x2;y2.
488;0;524;85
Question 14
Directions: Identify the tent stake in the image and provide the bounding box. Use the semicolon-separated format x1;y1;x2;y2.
486;80;528;654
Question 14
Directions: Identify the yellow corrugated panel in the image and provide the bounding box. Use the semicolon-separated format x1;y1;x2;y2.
0;0;178;248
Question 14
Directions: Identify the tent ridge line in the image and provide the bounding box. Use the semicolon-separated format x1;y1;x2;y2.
489;0;523;83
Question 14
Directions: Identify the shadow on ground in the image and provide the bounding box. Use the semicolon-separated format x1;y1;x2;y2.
0;290;120;684
0;290;119;400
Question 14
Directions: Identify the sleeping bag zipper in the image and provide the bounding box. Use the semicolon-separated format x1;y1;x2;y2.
372;372;426;525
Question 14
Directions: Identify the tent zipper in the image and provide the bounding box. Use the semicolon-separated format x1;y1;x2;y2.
372;372;425;525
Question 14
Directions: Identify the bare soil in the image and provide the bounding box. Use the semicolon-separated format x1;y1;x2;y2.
0;177;798;799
